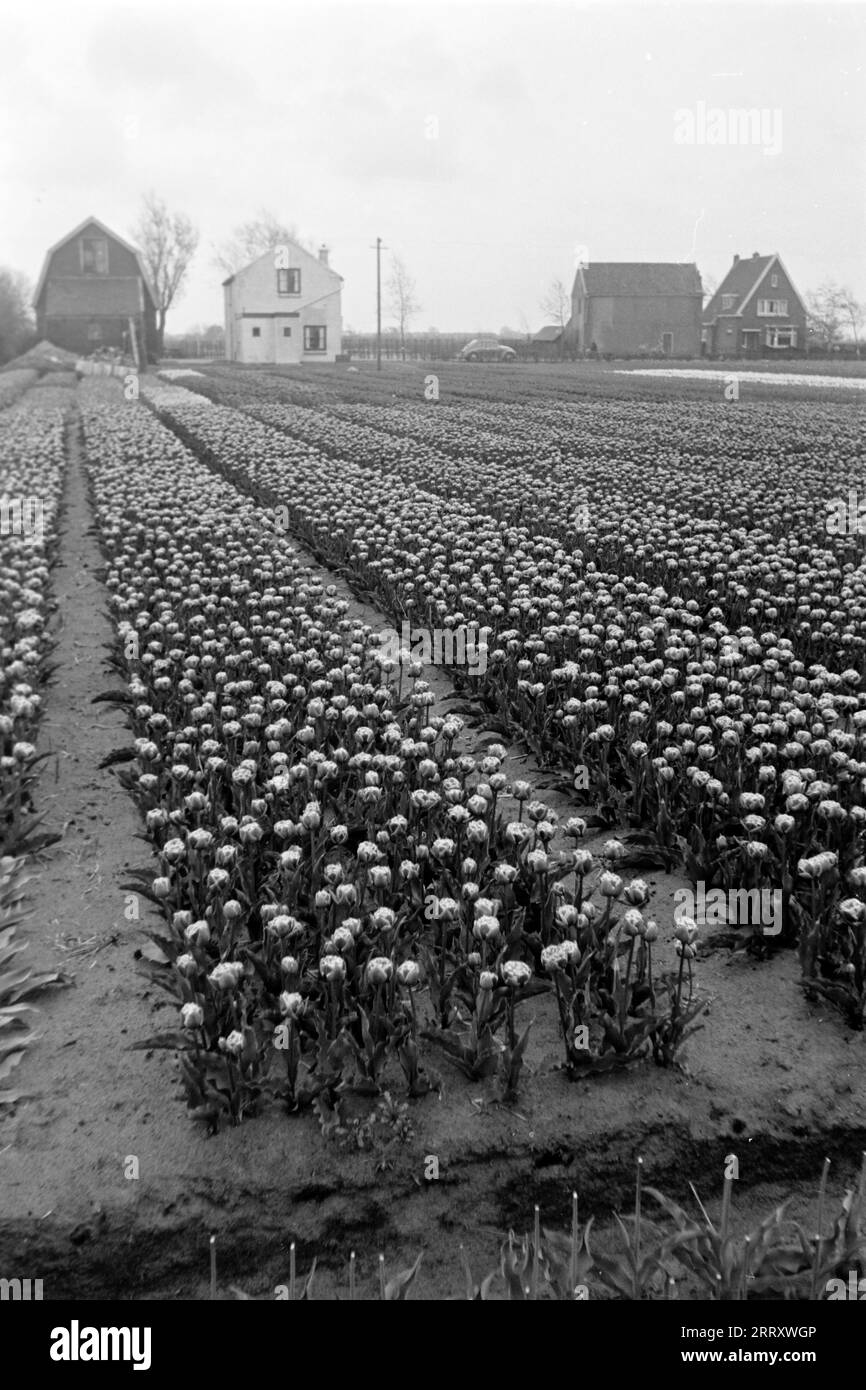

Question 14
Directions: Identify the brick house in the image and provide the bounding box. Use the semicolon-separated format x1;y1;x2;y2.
33;217;158;364
569;263;703;357
223;241;343;364
702;252;806;358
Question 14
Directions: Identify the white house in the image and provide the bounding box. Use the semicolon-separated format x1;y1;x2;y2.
223;241;343;364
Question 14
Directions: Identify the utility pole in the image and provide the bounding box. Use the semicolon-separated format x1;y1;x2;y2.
372;236;387;370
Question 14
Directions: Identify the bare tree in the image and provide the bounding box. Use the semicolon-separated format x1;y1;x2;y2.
540;278;571;329
213;211;314;277
132;193;199;356
0;268;35;365
806;282;845;355
834;284;863;356
539;278;571;357
387;254;421;360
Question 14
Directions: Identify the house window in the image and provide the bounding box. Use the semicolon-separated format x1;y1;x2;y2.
304;325;327;352
757;298;788;316
81;238;109;274
770;274;779;287
282;327;291;337
87;320;102;342
277;268;301;295
251;326;261;337
721;294;737;310
766;326;797;348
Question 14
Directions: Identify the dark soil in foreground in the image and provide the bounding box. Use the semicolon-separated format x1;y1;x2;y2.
0;401;864;1300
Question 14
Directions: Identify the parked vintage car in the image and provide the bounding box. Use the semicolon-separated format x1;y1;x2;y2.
458;338;517;362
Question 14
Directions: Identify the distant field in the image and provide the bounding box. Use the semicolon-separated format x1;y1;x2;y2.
187;356;866;407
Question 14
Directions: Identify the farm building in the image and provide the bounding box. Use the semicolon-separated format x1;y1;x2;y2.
569;263;703;357
223;241;343;364
531;325;567;358
33;217;158;365
702;252;806;357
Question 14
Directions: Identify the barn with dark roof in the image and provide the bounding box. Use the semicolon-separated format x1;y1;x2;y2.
33;217;158;365
569;262;703;357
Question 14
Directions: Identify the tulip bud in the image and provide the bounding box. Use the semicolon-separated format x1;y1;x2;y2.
279;991;304;1018
320;954;346;982
501;960;532;988
397;959;420;987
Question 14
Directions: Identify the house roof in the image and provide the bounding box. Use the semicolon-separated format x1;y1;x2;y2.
222;240;343;287
574;263;703;298
533;325;564;341
45;278;144;317
33;217;157;309
703;254;774;322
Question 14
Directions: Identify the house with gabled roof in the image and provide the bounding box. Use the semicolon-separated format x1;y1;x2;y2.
33;217;158;365
569;263;703;357
223;240;343;364
702;252;806;358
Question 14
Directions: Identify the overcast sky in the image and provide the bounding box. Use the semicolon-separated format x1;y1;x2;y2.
2;0;863;334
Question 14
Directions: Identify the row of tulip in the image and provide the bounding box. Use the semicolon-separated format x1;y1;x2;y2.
141;374;866;1025
0;383;73;854
81;376;700;1134
195;363;866;476
224;1155;866;1301
178;369;866;609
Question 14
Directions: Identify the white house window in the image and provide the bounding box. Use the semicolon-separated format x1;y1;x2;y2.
87;320;102;342
81;238;109;274
721;294;737;310
766;326;797;348
770;274;779;287
757;298;788;316
251;326;261;337
304;325;327;351
277;269;301;295
282;327;291;337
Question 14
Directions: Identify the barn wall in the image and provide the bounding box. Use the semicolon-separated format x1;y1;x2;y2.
39;315;146;355
586;295;701;356
35;221;158;360
44;223;143;282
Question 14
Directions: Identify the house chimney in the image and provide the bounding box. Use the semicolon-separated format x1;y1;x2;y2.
733;254;740;264
318;245;329;266
752;251;759;259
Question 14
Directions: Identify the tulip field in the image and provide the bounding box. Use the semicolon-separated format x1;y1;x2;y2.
60;370;866;1115
2;359;866;1298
